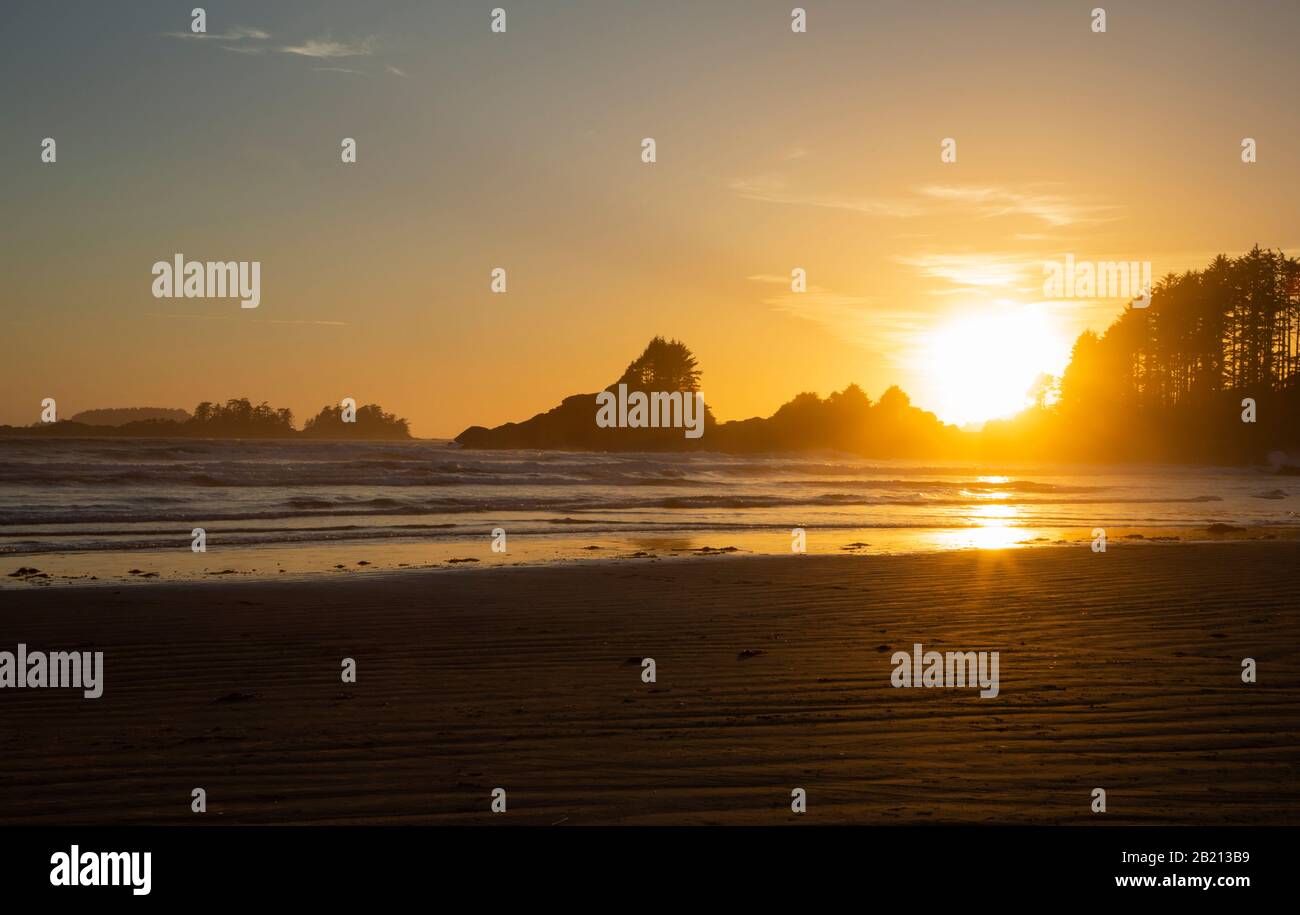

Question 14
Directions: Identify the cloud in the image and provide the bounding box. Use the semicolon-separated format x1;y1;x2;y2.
279;37;377;58
895;252;1045;292
162;25;272;56
313;67;364;75
162;26;387;67
385;65;408;78
730;175;1117;233
730;177;925;218
145;313;347;327
162;26;269;41
919;185;1117;228
749;276;927;359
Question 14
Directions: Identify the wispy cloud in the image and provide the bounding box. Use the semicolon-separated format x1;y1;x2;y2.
162;26;389;72
731;176;1115;231
162;26;270;41
919;185;1117;228
145;313;348;327
730;177;925;218
748;275;927;359
279;36;377;59
895;252;1045;291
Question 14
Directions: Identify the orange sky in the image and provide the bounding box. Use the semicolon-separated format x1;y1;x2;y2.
4;0;1299;436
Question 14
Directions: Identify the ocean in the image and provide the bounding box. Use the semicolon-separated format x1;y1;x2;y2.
1;437;1296;586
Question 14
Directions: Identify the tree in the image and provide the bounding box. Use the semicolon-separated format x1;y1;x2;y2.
301;403;411;439
617;337;702;391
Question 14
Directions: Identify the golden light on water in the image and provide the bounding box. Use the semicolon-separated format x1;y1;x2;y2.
967;475;1012;500
929;503;1028;550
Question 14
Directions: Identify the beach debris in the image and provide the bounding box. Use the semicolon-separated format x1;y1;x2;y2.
447;558;479;564
841;541;870;550
214;692;258;703
737;648;766;660
8;567;43;578
622;656;644;666
357;560;370;566
1252;489;1287;500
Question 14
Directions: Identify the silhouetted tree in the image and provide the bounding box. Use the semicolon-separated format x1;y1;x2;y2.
997;247;1300;462
617;337;702;391
302;403;411;439
185;398;294;437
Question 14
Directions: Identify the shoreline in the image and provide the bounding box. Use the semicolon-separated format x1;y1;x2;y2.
2;543;1296;825
5;523;1297;590
3;431;1297;471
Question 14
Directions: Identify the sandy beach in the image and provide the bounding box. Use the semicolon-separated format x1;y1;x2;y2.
1;543;1296;826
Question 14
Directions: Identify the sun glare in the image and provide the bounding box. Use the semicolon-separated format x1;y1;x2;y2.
922;308;1069;428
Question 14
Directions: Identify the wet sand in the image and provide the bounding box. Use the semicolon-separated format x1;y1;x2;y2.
1;543;1297;825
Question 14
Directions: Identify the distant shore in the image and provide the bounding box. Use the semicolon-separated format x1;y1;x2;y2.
2;543;1296;825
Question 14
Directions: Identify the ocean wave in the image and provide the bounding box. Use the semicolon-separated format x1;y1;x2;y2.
0;491;1226;527
0;440;1281;550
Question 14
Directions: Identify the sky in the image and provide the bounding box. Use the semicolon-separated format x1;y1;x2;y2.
3;0;1299;436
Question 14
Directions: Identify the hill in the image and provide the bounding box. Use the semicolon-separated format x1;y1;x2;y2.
455;337;962;456
68;407;191;426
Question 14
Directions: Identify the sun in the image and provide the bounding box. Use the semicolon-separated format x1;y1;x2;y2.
921;307;1070;428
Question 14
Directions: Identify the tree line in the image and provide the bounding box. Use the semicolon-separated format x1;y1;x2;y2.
4;398;411;440
987;247;1300;462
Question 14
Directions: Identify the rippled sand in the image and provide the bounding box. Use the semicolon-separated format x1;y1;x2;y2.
1;543;1296;825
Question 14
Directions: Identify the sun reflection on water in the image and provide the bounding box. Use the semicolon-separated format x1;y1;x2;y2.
928;503;1030;550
